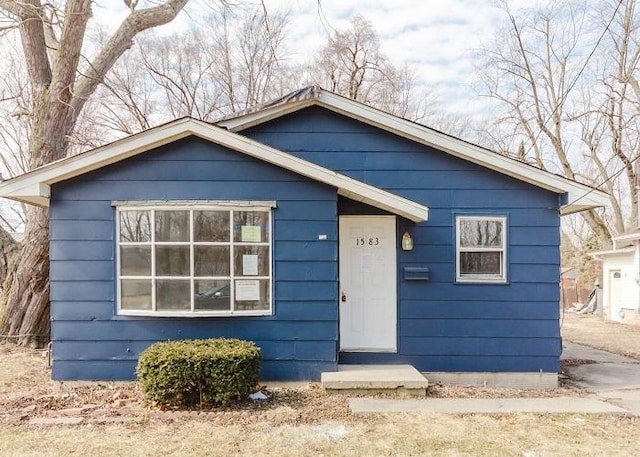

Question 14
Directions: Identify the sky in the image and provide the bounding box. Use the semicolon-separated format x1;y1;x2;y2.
267;0;514;116
95;0;535;119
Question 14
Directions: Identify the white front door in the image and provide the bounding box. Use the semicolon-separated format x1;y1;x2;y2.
339;216;397;352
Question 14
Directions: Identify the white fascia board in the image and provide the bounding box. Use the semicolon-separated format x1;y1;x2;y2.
218;99;317;132
0;118;197;203
0;118;429;222
613;232;640;242
590;246;635;258
220;90;609;213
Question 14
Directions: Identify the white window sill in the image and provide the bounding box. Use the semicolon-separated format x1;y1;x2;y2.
455;277;508;284
117;310;272;318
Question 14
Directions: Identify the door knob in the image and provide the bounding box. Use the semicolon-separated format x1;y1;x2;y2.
341;291;347;302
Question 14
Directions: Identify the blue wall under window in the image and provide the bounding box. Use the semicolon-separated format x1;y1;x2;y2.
49;137;340;380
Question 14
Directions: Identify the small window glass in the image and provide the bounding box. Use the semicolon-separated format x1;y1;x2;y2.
456;216;506;282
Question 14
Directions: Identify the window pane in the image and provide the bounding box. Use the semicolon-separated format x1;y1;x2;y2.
460;252;502;276
234;246;269;276
119;210;151;242
121;279;151;310
194;280;231;311
155;210;190;242
194;246;230;276
460;219;503;248
234;211;269;242
234;279;270;311
194;211;230;242
156;246;190;276
156;279;190;311
120;246;151;276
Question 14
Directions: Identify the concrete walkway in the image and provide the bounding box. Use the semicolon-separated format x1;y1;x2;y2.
350;397;628;415
348;343;640;415
562;342;640;415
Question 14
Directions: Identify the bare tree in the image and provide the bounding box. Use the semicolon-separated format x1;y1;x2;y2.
474;0;640;244
0;0;194;347
93;5;292;135
308;15;436;123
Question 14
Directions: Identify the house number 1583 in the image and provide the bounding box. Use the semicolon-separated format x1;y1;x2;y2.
356;237;379;246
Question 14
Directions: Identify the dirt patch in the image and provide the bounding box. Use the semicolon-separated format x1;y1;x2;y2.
2;341;640;457
562;313;640;359
0;341;587;428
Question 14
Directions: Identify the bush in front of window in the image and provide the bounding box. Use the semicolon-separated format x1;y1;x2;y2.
137;338;261;407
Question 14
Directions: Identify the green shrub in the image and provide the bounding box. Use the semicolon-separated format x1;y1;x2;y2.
137;338;261;407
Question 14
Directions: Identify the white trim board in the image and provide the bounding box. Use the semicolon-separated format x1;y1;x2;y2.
219;88;609;215
0;118;428;222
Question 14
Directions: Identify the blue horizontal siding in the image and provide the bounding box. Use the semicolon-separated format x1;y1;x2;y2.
273;241;337;261
49;261;114;281
49;135;339;381
400;337;560;356
338;353;559;373
245;106;563;376
94;160;307;182
49;107;565;381
399;301;560;320
50;220;115;241
401;319;559;338
52;319;337;342
50;281;114;301
52;359;338;381
50;241;114;261
275;281;337;301
275;301;338;320
400;283;559;301
274;220;337;241
51;301;115;321
276;261;337;281
53;339;336;363
275;201;337;220
50;200;114;221
54;180;334;202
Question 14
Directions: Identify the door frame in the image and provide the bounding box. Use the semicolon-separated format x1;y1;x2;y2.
338;215;398;352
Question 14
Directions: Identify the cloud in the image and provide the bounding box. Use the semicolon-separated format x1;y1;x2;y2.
267;0;508;118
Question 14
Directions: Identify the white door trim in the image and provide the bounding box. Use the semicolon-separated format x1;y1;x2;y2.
339;215;397;352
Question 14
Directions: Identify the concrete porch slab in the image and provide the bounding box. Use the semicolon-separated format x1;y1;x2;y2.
321;365;429;397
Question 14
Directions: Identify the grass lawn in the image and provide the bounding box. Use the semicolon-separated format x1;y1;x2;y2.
561;312;640;359
1;340;639;456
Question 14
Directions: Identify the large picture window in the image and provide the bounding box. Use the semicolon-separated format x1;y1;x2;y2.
456;215;506;283
117;204;272;316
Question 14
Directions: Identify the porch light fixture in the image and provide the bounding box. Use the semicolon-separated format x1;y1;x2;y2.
401;232;413;251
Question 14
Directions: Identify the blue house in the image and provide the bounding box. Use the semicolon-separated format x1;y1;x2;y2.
0;87;608;387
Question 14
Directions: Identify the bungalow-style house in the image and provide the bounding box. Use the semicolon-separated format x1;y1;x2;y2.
591;231;640;325
0;87;609;387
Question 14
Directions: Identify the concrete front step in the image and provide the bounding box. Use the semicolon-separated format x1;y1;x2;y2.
321;364;429;397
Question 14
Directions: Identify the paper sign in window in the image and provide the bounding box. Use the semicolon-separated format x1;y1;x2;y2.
242;254;259;276
235;279;260;301
241;226;262;242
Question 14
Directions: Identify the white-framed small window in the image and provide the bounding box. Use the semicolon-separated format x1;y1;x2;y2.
456;215;507;283
116;203;272;317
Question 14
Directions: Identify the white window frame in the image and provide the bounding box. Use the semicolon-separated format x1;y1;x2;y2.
116;202;273;317
456;215;507;283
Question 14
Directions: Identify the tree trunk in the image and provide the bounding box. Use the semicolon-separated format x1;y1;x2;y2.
0;207;50;347
0;0;190;348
